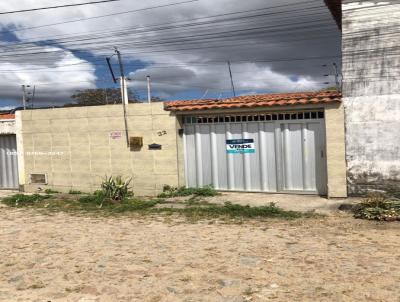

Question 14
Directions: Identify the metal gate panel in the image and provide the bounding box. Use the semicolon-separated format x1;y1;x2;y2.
184;121;279;192
184;125;197;187
214;124;228;190
183;113;327;195
281;123;306;191
246;123;261;191
309;122;327;195
0;135;19;189
197;125;213;187
229;123;245;190
279;121;325;193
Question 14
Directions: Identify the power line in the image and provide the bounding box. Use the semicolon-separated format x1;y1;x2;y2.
4;2;326;43
0;0;121;15
0;0;199;35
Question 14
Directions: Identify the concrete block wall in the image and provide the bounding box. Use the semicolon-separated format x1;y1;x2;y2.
342;0;400;194
17;103;182;196
325;103;347;198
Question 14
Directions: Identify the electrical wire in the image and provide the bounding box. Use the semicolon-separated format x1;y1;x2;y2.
0;0;121;15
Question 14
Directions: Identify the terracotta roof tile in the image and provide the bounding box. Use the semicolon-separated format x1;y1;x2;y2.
164;91;341;112
0;114;15;120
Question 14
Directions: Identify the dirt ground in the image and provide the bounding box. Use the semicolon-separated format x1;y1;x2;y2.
201;192;362;214
0;207;399;302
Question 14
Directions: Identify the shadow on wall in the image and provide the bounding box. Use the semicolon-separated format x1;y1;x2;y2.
348;171;400;197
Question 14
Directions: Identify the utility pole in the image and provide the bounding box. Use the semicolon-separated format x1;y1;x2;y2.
115;48;129;105
21;85;27;110
227;61;236;97
31;85;36;109
146;75;152;104
106;48;130;147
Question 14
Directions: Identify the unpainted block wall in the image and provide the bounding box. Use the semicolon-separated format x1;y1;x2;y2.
342;0;400;194
17;103;182;196
325;103;347;198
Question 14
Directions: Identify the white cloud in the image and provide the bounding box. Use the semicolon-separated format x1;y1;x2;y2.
0;44;96;105
0;0;340;104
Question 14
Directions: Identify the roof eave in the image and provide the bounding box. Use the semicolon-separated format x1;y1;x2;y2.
324;0;342;30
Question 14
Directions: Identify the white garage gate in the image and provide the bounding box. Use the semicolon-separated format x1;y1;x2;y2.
183;110;327;195
0;135;19;189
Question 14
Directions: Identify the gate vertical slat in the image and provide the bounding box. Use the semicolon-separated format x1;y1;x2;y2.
302;124;310;190
184;125;196;188
215;124;228;190
259;122;268;191
0;137;4;186
226;123;235;190
231;123;244;190
242;123;252;191
0;135;19;189
210;124;219;189
194;125;203;187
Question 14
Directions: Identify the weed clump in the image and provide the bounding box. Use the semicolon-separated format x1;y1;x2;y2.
69;190;83;195
158;185;218;198
44;189;59;194
1;194;51;207
354;193;400;221
156;202;305;220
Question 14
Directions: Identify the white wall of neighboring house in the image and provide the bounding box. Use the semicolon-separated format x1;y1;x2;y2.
342;0;400;194
0;119;16;134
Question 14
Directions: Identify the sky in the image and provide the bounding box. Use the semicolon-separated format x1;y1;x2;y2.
0;0;341;109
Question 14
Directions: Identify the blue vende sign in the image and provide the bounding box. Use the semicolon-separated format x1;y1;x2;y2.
226;139;255;154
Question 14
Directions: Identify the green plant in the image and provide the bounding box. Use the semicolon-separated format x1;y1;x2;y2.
101;176;133;202
158;185;218;198
44;189;59;194
69;190;83;195
1;194;51;207
79;191;106;207
385;185;400;199
0;193;310;221
154;201;306;220
354;193;400;221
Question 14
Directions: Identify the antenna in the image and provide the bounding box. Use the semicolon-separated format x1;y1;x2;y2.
227;61;236;97
201;89;209;99
21;85;27;110
332;62;341;91
146;75;152;104
31;85;36;108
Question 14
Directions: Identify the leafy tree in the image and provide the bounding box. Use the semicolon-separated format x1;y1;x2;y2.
150;96;164;102
68;88;140;106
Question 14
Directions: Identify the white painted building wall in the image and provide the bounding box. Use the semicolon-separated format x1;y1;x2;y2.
342;0;400;194
0;119;16;134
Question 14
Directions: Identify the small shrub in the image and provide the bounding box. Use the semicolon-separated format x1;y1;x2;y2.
44;189;59;194
354;193;400;221
79;191;106;206
1;194;51;207
158;185;218;198
385;185;400;199
101;176;133;202
69;190;83;195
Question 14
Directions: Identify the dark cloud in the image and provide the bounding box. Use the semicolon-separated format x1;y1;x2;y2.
0;0;340;106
